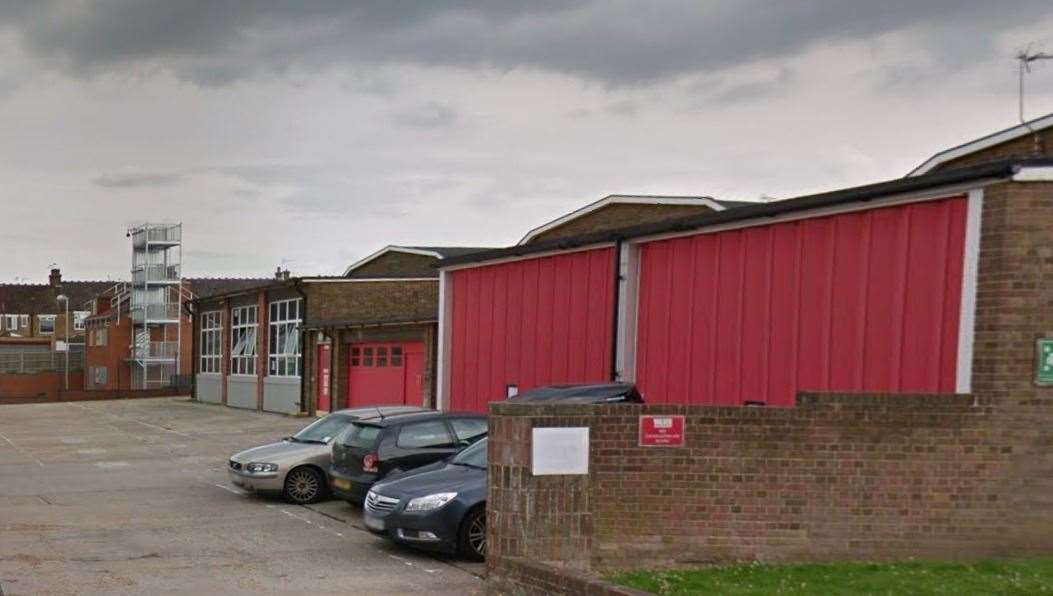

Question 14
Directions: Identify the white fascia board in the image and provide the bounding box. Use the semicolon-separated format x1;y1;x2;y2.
341;246;443;276
908;114;1053;177
1012;166;1053;181
516;195;727;245
438;242;617;273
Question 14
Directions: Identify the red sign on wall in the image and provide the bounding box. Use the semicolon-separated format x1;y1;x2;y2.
638;415;685;447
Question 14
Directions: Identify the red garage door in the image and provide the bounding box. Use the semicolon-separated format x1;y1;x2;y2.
348;342;425;407
448;247;615;412
634;196;968;406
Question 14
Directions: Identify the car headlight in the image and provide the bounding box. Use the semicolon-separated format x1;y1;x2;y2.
246;462;278;474
405;492;458;512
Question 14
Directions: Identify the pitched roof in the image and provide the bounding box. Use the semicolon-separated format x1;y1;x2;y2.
440;158;1050;268
516;194;748;245
0;281;114;314
908;112;1053;176
184;278;275;299
341;245;495;277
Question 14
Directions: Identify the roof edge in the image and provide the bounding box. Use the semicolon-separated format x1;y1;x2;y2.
441;159;1045;268
908;113;1053;177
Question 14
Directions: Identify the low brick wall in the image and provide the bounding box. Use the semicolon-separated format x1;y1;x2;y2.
0;371;84;401
486;557;649;596
487;392;1050;576
0;381;179;405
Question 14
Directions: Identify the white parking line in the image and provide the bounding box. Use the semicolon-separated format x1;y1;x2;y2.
0;430;45;468
268;505;347;538
212;483;250;497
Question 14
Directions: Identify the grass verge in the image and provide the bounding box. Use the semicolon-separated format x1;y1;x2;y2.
608;559;1053;595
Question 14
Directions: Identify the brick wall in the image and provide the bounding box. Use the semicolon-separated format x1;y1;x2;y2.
0;371;86;400
486;179;1053;580
527;203;719;244
306;280;438;323
928;128;1053;173
348;251;440;278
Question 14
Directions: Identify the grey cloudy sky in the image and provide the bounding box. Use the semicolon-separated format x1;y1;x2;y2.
2;1;1053;281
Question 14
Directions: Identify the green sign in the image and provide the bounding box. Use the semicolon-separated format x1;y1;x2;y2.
1037;340;1053;385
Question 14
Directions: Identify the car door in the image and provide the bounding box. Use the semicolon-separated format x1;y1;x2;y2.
390;419;460;472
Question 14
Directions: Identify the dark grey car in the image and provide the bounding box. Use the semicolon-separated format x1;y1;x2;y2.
228;406;428;504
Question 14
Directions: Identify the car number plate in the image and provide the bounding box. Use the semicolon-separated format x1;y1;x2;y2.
332;478;351;490
364;516;384;531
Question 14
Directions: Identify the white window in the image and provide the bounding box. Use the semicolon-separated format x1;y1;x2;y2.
19;314;29;328
230;305;257;376
73;311;90;331
200;311;223;374
93;327;108;347
268;298;302;377
38;315;55;334
93;366;108;387
2;314;19;331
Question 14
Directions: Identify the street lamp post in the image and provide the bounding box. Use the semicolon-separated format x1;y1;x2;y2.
56;294;69;391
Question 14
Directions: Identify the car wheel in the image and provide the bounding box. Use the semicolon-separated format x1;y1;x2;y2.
283;467;325;504
458;506;486;562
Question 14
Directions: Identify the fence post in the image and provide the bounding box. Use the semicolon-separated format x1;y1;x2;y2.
19;352;24;374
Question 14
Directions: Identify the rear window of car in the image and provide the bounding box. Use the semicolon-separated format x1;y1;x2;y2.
341;423;382;449
450;418;487;443
397;420;456;449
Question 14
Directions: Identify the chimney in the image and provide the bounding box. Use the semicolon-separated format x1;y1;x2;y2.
282;269;291;281
49;268;61;287
275;266;283;279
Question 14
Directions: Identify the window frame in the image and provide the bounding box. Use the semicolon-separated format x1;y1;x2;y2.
267;298;302;378
199;311;223;374
396;420;458;450
38;314;56;335
229;305;258;376
72;311;90;331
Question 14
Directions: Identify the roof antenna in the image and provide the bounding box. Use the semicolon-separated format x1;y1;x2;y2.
1016;45;1053;155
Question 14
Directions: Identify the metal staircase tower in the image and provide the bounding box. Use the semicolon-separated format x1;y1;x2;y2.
128;223;184;389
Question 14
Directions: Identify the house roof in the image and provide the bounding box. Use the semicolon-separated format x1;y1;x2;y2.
439;158;1051;268
0;281;115;315
908;112;1053;177
516;194;750;245
341;245;494;277
184;278;276;299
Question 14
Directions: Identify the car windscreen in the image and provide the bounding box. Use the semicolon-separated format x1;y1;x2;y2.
293;414;354;443
450;438;487;468
340;423;383;449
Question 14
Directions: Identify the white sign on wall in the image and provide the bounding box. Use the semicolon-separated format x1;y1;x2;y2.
531;427;589;476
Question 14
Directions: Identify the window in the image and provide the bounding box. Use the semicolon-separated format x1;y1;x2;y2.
96;327;107;347
200;311;222;373
376;346;388;367
390;346;403;366
450;418;488;444
363;347;374;366
73;311;90;331
350;347;361;366
268;298;302;377
230;305;257;375
340;423;383;449
2;314;20;331
38;315;55;334
397;420;456;449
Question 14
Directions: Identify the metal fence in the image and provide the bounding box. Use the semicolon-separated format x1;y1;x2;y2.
0;347;84;374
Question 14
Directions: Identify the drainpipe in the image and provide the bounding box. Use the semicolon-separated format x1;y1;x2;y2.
184;299;197;399
293;279;309;415
609;239;623;382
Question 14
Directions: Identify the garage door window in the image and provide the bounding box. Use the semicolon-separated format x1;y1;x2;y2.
230;305;257;376
397;421;456;449
390;346;403;366
268;298;302;377
376;346;388;367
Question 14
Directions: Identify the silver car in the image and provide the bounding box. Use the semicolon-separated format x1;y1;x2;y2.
228;406;428;504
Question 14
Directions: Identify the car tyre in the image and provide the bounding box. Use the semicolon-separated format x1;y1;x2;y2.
458;505;486;562
283;466;326;504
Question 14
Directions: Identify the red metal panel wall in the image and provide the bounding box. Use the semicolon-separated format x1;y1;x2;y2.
635;196;968;406
448;248;615;412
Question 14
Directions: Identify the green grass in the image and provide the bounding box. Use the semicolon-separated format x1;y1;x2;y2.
608;559;1053;595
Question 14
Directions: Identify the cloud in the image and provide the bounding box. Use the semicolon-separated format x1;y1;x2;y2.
92;171;185;188
390;102;459;128
2;1;1051;87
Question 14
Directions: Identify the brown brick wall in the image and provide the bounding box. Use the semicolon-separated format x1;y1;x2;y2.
486;557;649;596
527;203;718;244
929;128;1053;173
347;251;439;278
306;280;438;323
486;179;1053;578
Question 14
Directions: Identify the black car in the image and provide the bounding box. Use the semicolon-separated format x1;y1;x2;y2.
329;410;487;504
507;382;644;404
363;437;488;561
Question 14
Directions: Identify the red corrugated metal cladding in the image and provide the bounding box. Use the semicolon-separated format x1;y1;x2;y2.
635;196;967;406
448;247;615;412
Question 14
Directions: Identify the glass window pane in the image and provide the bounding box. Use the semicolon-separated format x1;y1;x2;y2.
377;347;387;367
397;421;456;449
